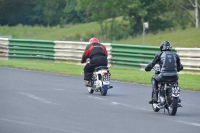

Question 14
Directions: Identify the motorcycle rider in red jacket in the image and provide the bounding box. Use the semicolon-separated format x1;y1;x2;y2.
81;37;108;86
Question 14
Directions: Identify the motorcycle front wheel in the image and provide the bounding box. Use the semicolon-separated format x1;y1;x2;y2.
100;85;108;96
151;92;160;112
87;87;94;94
167;97;178;116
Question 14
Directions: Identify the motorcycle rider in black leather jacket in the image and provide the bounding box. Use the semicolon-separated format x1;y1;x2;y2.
145;41;183;104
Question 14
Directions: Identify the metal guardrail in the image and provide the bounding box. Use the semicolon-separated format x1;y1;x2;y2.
54;41;112;66
175;48;200;73
0;38;199;73
110;44;161;69
111;44;200;73
8;39;55;60
0;38;9;60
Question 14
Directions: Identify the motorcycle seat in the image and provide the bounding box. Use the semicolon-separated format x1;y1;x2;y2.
94;66;108;71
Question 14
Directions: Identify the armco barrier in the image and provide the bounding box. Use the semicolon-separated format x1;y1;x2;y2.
8;39;55;60
54;41;112;63
110;44;158;69
175;48;200;73
0;38;9;60
110;44;200;73
0;38;112;65
110;44;176;69
0;38;199;74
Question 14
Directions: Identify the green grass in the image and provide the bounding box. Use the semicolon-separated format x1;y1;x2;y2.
113;28;200;48
0;60;199;91
0;23;100;41
0;23;200;48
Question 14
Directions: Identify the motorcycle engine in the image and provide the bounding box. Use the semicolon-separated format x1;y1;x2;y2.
159;96;165;105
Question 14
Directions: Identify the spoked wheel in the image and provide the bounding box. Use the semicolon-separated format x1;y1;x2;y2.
87;87;94;94
152;103;160;112
100;85;108;96
151;92;160;112
167;97;178;116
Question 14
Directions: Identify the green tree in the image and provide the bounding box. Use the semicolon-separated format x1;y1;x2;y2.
0;0;35;26
77;0;125;40
42;0;66;26
177;0;200;28
0;0;66;26
120;0;194;36
0;0;198;36
120;0;145;36
143;0;175;33
63;0;85;24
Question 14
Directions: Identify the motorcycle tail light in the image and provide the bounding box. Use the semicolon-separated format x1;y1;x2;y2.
103;72;108;76
174;93;178;96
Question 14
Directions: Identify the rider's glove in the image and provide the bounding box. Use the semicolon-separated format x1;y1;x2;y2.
81;60;85;63
145;67;150;71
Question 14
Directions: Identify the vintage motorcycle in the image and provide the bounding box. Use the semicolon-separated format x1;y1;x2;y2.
86;66;113;96
150;66;182;116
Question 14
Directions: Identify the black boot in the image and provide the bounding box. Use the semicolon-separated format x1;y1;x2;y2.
85;80;92;87
149;78;158;104
149;93;158;104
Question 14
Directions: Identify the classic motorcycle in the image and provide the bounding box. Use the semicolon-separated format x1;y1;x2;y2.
86;66;113;96
150;66;182;116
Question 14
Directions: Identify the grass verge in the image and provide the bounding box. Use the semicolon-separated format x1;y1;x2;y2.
0;60;199;91
0;24;200;48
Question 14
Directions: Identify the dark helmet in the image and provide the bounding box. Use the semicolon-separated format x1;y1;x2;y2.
160;41;172;51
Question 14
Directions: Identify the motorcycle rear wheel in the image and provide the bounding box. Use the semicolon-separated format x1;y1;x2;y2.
100;85;108;96
167;97;178;116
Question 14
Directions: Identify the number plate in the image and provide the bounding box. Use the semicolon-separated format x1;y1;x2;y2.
102;75;110;81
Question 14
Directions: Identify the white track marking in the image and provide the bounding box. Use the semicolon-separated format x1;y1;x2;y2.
88;96;108;100
18;92;60;105
88;96;150;111
55;89;64;91
177;120;200;127
112;102;133;107
0;118;82;133
111;102;150;111
111;101;200;126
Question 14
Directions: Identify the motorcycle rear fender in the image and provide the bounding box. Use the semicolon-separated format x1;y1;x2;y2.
94;69;109;75
93;69;110;85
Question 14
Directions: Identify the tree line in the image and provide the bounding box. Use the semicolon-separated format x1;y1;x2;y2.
0;0;199;40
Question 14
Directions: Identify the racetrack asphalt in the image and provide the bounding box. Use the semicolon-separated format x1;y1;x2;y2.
0;67;200;133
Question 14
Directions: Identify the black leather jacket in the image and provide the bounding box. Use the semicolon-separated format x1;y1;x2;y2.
145;50;183;73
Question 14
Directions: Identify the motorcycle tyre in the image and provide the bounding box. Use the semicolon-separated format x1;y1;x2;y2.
87;87;94;94
167;97;178;116
100;85;108;96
